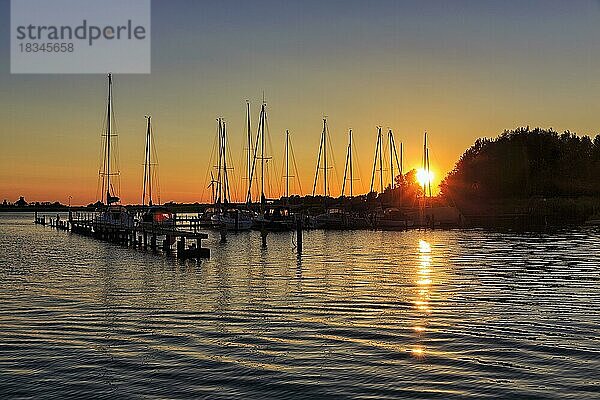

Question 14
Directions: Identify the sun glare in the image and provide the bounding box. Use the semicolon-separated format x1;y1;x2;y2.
416;168;434;187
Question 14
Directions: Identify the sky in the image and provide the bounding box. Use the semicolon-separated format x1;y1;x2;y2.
1;0;600;205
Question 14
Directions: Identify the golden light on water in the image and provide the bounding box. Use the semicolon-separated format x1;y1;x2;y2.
411;346;425;358
412;239;434;357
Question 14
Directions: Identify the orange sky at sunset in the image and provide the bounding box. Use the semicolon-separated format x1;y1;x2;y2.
2;1;600;205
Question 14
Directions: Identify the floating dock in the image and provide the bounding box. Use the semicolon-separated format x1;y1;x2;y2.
35;211;210;259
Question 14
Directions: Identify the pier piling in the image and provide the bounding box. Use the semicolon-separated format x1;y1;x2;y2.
296;218;303;254
261;224;268;248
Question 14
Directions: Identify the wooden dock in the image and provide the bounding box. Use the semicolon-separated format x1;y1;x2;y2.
35;211;210;259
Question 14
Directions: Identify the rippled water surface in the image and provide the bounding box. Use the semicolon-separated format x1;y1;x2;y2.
1;213;599;399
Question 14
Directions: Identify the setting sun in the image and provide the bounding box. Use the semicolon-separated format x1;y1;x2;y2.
416;168;434;188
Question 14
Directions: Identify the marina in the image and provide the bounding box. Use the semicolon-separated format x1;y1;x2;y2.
4;2;600;398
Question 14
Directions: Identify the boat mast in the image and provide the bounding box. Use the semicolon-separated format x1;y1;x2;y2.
245;101;265;205
107;74;111;204
426;147;432;198
370;128;378;193
216;118;223;210
342;129;354;197
209;171;216;204
370;127;384;193
260;102;266;212
105;73;113;204
388;129;402;190
142;115;152;206
378;127;383;193
323;118;328;197
349;129;353;197
389;130;393;189
246;101;252;204
312;118;327;196
222;120;230;204
423;131;428;200
400;141;403;176
285;130;290;200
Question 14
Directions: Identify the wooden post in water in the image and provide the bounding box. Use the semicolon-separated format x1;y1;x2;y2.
163;235;171;252
177;237;185;255
220;224;227;243
261;223;267;248
296;217;303;254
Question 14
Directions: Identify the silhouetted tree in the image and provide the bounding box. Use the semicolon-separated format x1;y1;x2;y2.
441;127;600;200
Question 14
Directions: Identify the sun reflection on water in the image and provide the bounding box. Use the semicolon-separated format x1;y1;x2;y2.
411;238;434;357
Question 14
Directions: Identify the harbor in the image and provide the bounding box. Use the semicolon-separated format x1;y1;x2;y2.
4;1;600;398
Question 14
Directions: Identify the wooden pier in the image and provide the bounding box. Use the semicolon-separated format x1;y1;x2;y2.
35;211;210;259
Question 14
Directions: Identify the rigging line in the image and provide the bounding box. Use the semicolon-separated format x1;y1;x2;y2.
391;135;402;173
312;122;325;196
342;138;350;196
246;105;263;203
151;120;161;205
222;121;231;203
289;140;303;196
325;120;341;196
264;111;280;199
201;120;219;203
351;131;365;195
223;121;239;202
370;128;380;193
97;102;108;203
142;117;150;205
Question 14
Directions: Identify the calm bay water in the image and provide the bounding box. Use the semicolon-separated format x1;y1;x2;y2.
1;212;599;399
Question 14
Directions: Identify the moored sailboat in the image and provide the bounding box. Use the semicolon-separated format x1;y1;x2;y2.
95;73;134;229
208;118;253;231
138;115;176;228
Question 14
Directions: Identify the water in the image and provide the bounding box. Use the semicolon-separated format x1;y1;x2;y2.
1;213;599;399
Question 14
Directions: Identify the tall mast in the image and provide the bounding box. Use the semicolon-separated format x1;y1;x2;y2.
380;131;383;192
423;131;428;199
245;101;266;205
400;142;403;176
348;129;354;197
106;73;112;204
285;130;290;199
216;118;222;208
323;118;328;197
246;101;251;202
426;147;432;198
260;103;266;212
222;121;230;204
142;115;152;206
312;120;325;196
389;130;394;189
342;129;354;198
370;127;379;193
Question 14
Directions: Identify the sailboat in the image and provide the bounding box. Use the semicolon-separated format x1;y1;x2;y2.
314;127;370;229
138;115;175;228
310;120;360;229
246;101;294;231
377;129;413;230
260;129;298;231
209;118;253;231
95;73;134;229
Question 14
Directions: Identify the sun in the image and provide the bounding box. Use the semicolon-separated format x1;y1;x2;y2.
416;168;434;187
